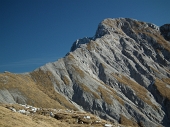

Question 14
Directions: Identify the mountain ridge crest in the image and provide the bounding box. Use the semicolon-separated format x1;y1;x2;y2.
0;18;170;127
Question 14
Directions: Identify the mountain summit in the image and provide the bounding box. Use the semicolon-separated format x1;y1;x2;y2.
0;18;170;127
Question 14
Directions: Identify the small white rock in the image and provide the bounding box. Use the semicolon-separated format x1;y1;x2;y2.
104;124;112;127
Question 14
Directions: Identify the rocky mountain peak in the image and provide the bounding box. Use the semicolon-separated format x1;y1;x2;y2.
71;18;163;52
1;18;170;127
95;18;160;38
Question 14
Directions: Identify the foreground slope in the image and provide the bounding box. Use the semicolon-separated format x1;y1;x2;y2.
0;18;170;127
1;103;126;127
0;104;68;127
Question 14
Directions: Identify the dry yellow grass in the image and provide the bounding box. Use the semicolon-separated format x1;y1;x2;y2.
162;78;170;85
154;78;170;100
30;69;78;110
131;20;170;52
165;68;170;74
86;41;99;51
105;85;125;105
0;72;64;109
61;75;70;85
76;81;100;99
0;106;68;127
149;66;160;74
102;19;125;36
112;73;157;109
0;70;78;110
86;41;94;50
134;25;170;52
119;114;139;127
103;19;170;52
154;34;170;52
72;65;85;78
101;63;107;69
0;103;126;127
93;77;124;105
97;86;113;105
102;19;116;28
53;112;114;127
67;53;75;61
133;21;141;28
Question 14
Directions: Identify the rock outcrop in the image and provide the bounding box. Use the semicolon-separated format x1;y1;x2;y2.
160;24;170;41
0;18;170;127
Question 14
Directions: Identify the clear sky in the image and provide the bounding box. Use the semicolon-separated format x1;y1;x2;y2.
0;0;170;73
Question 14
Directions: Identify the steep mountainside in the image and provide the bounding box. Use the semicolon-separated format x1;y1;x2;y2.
0;18;170;127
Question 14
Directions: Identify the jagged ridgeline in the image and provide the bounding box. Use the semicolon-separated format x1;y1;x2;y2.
0;18;170;127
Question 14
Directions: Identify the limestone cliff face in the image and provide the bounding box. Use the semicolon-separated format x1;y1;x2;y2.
160;24;170;41
0;18;170;127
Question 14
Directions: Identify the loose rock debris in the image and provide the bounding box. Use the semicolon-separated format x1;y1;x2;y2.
1;103;126;127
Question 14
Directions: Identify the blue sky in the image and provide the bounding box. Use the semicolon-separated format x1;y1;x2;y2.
0;0;170;73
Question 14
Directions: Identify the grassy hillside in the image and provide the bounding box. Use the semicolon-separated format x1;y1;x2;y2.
0;71;76;109
0;104;126;127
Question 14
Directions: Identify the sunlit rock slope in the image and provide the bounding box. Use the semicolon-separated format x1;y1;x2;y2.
1;18;170;127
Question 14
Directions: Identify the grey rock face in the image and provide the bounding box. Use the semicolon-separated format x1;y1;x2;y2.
160;24;170;41
0;89;26;104
0;18;170;127
70;37;92;52
36;18;170;126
